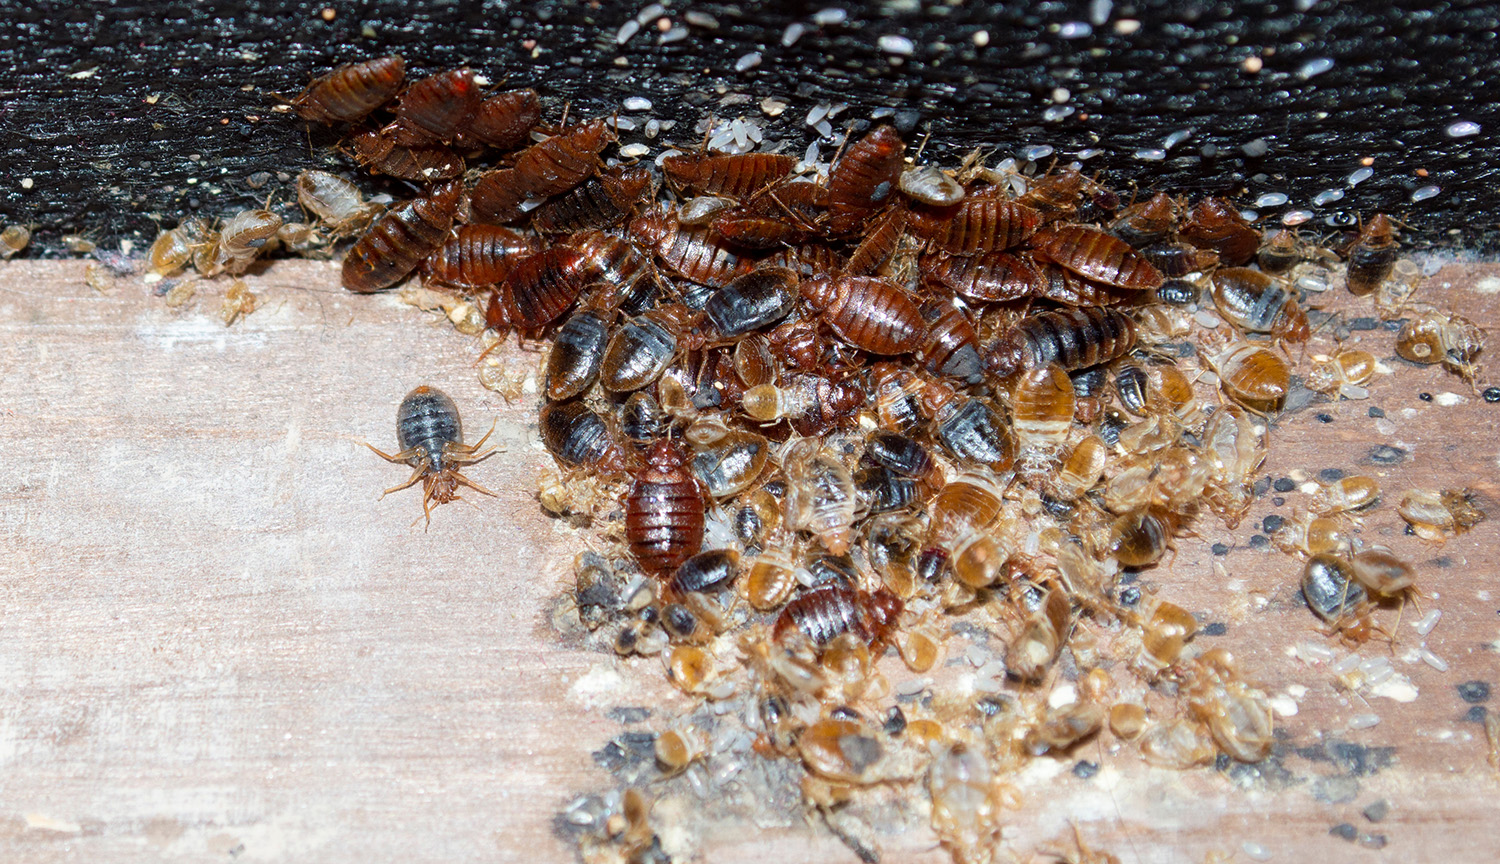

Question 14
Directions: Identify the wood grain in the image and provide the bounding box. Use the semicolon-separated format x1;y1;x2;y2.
1;259;1498;863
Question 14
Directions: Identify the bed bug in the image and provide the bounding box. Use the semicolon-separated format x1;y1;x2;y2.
704;267;801;338
1302;553;1369;625
921;250;1045;303
1349;547;1417;598
773;583;904;653
630;211;757;288
345;125;465;182
984;307;1137;377
1209;267;1310;341
1016;166;1090;222
1258;229;1302;274
1395;308;1483;379
907;196;1041;256
782;438;859;555
211;209;282;276
917;301;984;382
740;374;859;425
863;430;937;481
472;119;615;222
1155;276;1204;307
148;218;216;276
679;195;740;226
856;463;924;514
292;55;405;124
764;242;847;280
485;246;591;331
544;307;613;400
620;391;668;449
1110;191;1177;248
662;150;797;199
424;224;541;291
296;170;382;237
1;224;31;259
1179;197;1260;266
933;397;1014;471
568;230;661;313
538;400;627;475
385;68;480;146
899;164;965;207
1311;475;1380;515
767;317;826;372
1142;241;1219;278
530;166;654;235
1305;348;1377;398
843;206;908;277
1202;339;1289;413
1398;487;1485;541
1012;365;1075;480
670;548;741;596
691;428;771;498
1346;214;1400;296
711;193;818;249
1034;262;1133;307
625;439;706;578
600;305;697;392
366;385;497;525
1069;365;1109;424
458;87;541;150
825;125;906;234
801;275;924;355
342;180;462;293
1031;224;1163;291
733;333;778;387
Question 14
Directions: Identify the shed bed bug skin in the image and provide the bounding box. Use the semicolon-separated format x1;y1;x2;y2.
297;170;382;236
342;180;461;293
625;439;706;578
292;55;405;124
366;385;497;525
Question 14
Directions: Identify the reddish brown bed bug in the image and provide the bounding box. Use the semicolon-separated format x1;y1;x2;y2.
600;305;698;393
1034;261;1134;307
1209;266;1310;341
921;249;1046;303
662;150;797;199
767;317;825;372
342;180;462;293
1110;191;1177;247
844;206;907;276
907;195;1042;256
545;307;614;400
485;246;592;331
477;118;616;222
292;55;405;124
917;301;984;383
366;385;497;525
423;224;540;290
801;274;924;355
568;230;661;313
531;166;654;235
457;87;541;150
345;125;465;182
1202;338;1289;413
825;125;906;234
1345;214;1400;296
763;241;846;280
1030;224;1163;291
773;583;904;653
625;439;706;578
711;179;829;249
629;210;757;287
385;68;481;146
538;399;627;475
984;307;1137;377
1015;165;1091;222
1179;197;1261;266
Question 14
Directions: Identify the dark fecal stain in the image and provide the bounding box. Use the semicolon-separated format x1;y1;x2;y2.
592;731;657;775
1431;555;1453;568
1202;622;1227;636
1457;681;1491;703
1119;585;1142;606
1214;753;1231;771
1357;833;1389;850
1362;799;1390;822
1464;705;1488;723
1072;760;1099;779
1367;406;1386;418
1382;319;1406;332
1316;412;1335;423
1329;823;1358;841
1483;386;1500;403
1367;444;1407;464
607;706;651;724
1274;477;1297;493
1252;475;1272;496
1272;496;1286;506
1318;467;1345;482
1297;739;1396;777
1211;543;1230;556
1419;392;1434;402
1247;534;1269;549
1346;316;1379;331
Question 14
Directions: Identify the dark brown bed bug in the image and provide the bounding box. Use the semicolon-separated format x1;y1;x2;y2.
630;211;757;288
1030;224;1163;291
625;439;706;578
545;307;613;400
703;267;800;338
801;274;924;355
366;385;496;525
1110;191;1177;248
933;395;1014;471
569;230;661;313
767;317;826;372
385;68;481;147
621;390;668;448
530;167;654;235
1179;197;1261;266
472;119;616;223
844;206;907;276
1345;214;1400;296
600;305;697;392
1015;166;1090;222
538;400;627;475
661;150;796;199
921;250;1046;303
342;180;462;293
292;55;405;124
1210;267;1310;341
984;307;1138;377
1034;262;1133;307
772;583;904;653
907;195;1042;256
917;301;984;383
345;125;464;182
1142;241;1219;278
457;87;541;150
423;224;541;290
825;125;906;234
864;430;937;480
485;246;592;331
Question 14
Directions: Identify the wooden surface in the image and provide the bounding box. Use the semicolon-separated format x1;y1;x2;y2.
1;259;1499;863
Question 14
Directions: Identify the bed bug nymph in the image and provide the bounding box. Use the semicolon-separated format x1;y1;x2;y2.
366;386;498;525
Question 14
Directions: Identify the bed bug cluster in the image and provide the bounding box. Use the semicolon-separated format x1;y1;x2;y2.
249;55;1489;863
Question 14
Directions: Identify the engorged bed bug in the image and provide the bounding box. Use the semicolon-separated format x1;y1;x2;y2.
600;305;697;393
292;55;405;124
917;301;984;383
921;250;1045;303
470;119;614;223
703;267;800;338
424;224;541;291
625;439;707;579
773;583;904;654
801;274;924;355
1030;224;1163;291
544;307;613;401
366;385;497;525
984;307;1137;377
342;179;462;293
538;399;627;475
1209;267;1310;341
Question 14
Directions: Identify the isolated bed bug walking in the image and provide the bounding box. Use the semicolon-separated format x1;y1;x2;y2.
342;180;462;293
1030;224;1163;291
366;385;497;525
292;55;405;124
424;224;541;291
386;68;480;146
801;274;924;355
1345;214;1400;296
984;307;1137;377
625;439;706;578
662;150;797;199
825;125;906;234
